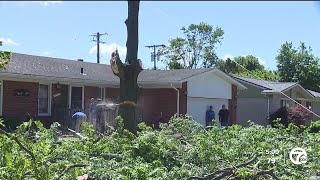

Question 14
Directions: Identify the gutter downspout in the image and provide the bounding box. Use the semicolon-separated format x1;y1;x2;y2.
267;96;270;116
262;93;270;116
171;84;180;115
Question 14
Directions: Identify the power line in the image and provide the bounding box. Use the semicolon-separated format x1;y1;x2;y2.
90;32;107;64
145;44;165;70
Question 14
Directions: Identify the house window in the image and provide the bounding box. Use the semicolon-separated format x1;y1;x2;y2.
39;84;51;115
70;86;83;109
98;87;105;100
0;81;2;115
281;99;290;108
306;101;312;110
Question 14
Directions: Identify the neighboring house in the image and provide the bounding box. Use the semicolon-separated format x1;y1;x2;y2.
0;53;246;127
233;76;320;126
307;89;320;120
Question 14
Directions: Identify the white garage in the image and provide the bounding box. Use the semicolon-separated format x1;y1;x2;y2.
184;69;247;126
187;97;229;125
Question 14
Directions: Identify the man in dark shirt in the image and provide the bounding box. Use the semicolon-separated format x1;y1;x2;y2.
218;104;229;127
206;105;215;127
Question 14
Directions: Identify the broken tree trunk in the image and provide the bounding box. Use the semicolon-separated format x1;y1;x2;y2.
110;0;143;134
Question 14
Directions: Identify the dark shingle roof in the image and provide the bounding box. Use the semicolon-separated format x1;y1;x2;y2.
0;53;212;84
307;89;320;98
139;68;211;82
234;76;297;91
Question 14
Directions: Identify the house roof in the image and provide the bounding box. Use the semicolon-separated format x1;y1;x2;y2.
233;76;297;91
0;53;243;88
234;76;316;98
307;89;320;98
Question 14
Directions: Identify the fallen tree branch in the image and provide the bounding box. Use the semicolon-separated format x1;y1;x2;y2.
254;169;279;180
235;154;258;168
55;164;87;180
0;128;35;160
67;128;87;140
101;153;123;161
187;154;260;180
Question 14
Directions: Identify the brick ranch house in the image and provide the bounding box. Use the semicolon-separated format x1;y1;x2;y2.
0;53;246;127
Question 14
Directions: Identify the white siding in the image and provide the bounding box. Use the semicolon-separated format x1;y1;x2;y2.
312;101;320;121
187;97;228;126
187;72;232;99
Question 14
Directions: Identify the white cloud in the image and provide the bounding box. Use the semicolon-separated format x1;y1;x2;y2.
222;54;234;61
0;37;20;46
89;43;127;61
31;1;62;6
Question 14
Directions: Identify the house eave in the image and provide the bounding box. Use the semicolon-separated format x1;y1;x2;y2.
0;72;182;88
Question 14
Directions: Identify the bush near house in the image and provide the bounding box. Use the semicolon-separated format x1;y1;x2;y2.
268;105;312;127
0;116;319;180
287;105;312;126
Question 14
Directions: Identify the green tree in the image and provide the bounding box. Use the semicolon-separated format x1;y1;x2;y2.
0;41;11;69
216;58;239;74
216;55;279;81
276;41;320;91
235;70;280;81
216;55;265;74
161;22;224;69
234;55;264;71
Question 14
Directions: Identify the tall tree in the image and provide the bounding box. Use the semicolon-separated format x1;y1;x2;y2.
216;55;279;81
0;41;11;69
216;58;239;74
234;55;264;71
110;1;143;134
216;55;265;74
161;22;224;69
276;41;320;91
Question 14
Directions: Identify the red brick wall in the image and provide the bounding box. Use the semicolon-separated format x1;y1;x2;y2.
106;88;120;100
84;86;99;109
229;84;238;124
104;87;182;126
139;88;178;126
3;80;39;118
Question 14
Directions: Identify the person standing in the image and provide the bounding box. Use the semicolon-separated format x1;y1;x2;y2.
72;111;87;132
218;104;229;127
206;105;215;127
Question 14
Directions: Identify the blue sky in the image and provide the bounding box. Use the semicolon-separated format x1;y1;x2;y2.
1;1;320;70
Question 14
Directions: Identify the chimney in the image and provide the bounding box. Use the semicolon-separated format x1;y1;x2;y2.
78;59;84;62
80;68;84;74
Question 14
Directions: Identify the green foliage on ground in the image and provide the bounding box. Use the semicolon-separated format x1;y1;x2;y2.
0;116;319;180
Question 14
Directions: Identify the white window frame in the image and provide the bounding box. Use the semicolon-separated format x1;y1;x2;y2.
0;80;3;116
306;101;312;110
98;87;106;101
68;85;84;109
38;83;52;116
280;99;290;108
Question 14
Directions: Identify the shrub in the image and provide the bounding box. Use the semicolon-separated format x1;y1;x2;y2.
287;105;312;125
307;120;320;133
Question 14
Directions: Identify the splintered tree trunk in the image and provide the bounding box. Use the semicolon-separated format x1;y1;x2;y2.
110;0;142;134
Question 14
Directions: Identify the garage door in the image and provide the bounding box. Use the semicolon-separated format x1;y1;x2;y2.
187;97;229;126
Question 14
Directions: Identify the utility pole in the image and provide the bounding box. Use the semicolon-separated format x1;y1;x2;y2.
145;44;165;70
90;32;107;64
